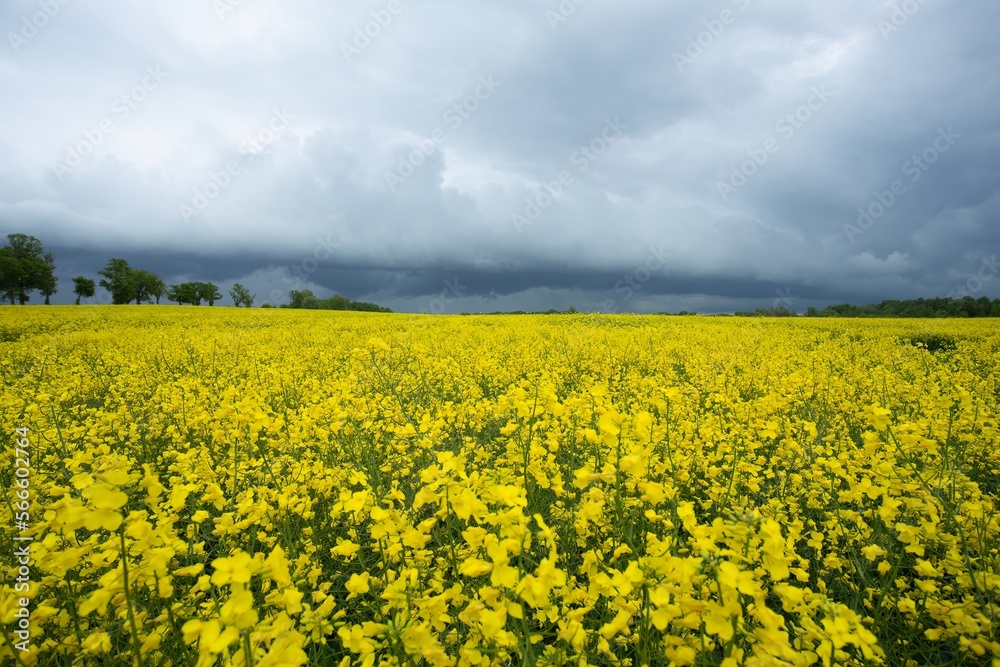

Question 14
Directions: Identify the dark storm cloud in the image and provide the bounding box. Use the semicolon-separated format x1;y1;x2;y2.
1;0;998;310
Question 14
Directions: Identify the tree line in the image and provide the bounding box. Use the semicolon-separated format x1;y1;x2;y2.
82;257;248;307
279;289;392;312
804;297;1000;318
0;234;389;310
735;297;1000;318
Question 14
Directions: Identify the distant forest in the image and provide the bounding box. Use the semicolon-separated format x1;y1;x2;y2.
476;297;1000;317
733;297;1000;318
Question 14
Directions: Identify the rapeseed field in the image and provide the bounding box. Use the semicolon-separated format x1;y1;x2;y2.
1;307;998;666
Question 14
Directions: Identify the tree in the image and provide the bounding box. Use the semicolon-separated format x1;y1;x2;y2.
324;293;349;310
147;274;166;304
286;289;315;309
0;246;22;305
129;270;164;305
72;277;96;304
38;253;58;304
347;300;391;312
97;260;163;305
128;269;159;305
198;282;222;306
280;289;391;312
230;283;254;307
98;258;136;304
0;234;49;305
167;282;201;305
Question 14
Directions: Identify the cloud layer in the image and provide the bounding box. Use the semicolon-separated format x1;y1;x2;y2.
2;0;998;311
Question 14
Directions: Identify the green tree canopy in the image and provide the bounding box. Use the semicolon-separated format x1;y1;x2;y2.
129;269;156;305
230;283;254;307
73;276;96;304
146;274;166;304
197;282;222;306
168;282;202;305
98;258;136;304
285;289;315;309
0;233;53;305
38;253;58;304
98;259;163;304
281;289;391;312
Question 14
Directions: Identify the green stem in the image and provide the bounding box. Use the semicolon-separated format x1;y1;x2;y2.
119;529;146;667
0;626;30;667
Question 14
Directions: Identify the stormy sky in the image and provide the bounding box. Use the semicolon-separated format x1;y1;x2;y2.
1;0;998;312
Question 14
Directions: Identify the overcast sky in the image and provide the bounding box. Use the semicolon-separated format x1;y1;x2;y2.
1;0;998;312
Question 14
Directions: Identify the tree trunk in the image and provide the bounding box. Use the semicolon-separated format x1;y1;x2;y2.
75;295;81;305
45;295;50;305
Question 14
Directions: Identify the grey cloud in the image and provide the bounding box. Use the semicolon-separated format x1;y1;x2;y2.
1;0;998;310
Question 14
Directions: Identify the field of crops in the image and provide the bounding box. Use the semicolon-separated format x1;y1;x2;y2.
1;307;998;666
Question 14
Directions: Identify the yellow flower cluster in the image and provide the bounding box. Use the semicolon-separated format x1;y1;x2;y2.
1;307;998;666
